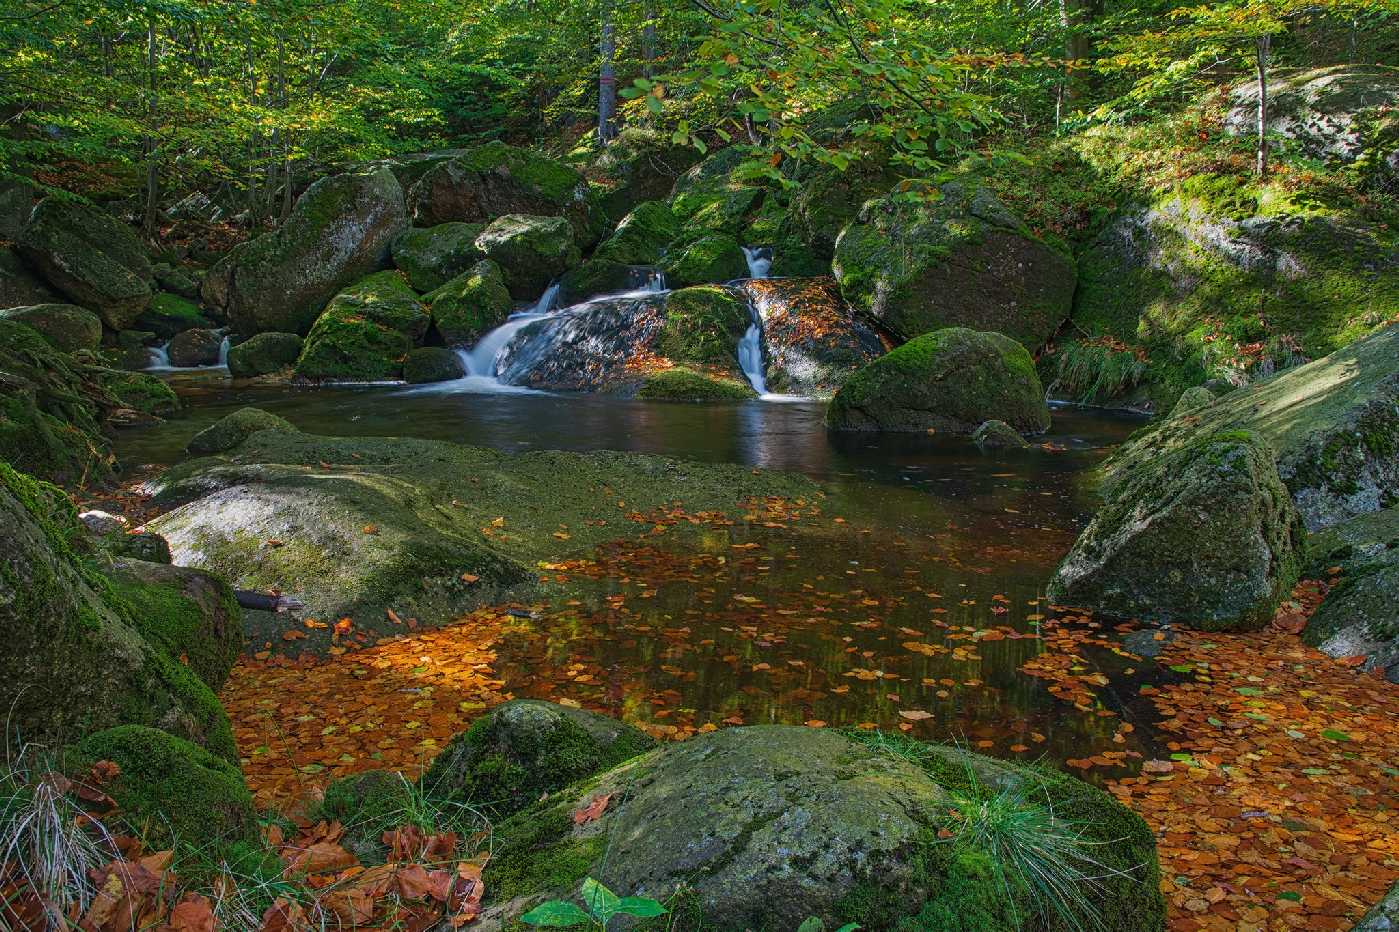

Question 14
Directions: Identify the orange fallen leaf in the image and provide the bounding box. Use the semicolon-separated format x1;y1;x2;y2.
573;793;613;825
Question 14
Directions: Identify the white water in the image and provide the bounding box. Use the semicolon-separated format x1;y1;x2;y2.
145;332;231;372
737;246;808;402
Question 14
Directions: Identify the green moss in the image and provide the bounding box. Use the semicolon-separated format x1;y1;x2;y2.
295;271;427;381
0;303;104;352
403;346;465;384
1042;339;1149;406
137;293;211;339
558;258;635;305
227;332;303;378
592;200;681;266
67;725;255;850
457;141;587;207
425;258;513;345
187;406;295;455
659;286;749;365
660;234;748;288
638;367;755;402
107;576;239;690
485;805;606;905
391;222;486;292
101;370;179;416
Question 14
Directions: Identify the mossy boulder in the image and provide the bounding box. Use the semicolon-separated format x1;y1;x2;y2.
659;233;747;288
16;198;153;329
295;271;428;381
827;328;1050;434
496;292;669;392
557;259;640;306
227;331;303;378
1049;432;1304;630
403;346;465;384
202;168;407;335
791;159;899;259
1103;325;1399;530
167;327;224;367
0;176;35;240
637;367;756;402
1224;65;1399;164
151;262;200;299
475;214;580;300
187;407;295;455
833;183;1076;350
480;726;1164;931
972;419;1029;449
407;141;603;247
742;277;885;398
0;246;58;309
68;725;256;849
135;292;211;340
1303;505;1399;682
0;462;235;758
100;370;179;417
421;700;655;817
593;128;702;223
667;148;764;237
0;303;103;352
391;222;486;292
424;259;513;345
593;200;681;266
658;285;749;366
108;558;243;691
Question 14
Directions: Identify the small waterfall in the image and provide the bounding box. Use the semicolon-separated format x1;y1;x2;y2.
146;342;172;370
741;246;772;280
738;317;767;394
144;329;231;372
217;335;231;367
645;268;666;292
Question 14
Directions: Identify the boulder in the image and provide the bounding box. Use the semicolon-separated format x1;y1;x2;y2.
16;198;153;329
475;214;580;300
202;168;407;335
973;419;1029;449
110;532;173;565
833;182;1075;349
227;331;303;378
657;285;750;368
100;370;179;417
827;327;1050;434
1103;325;1399;530
557;259;651;305
482;726;1164;930
667;148;763;237
108;557;243;690
391;221;485;292
0;462;235;757
497;292;669;391
167;327;224;367
1224;65;1399;164
425;259;513;346
109;329;157;371
659;233;747;288
1049;432;1304;629
0;176;36;239
0;303;103;352
637;367;755;402
592;200;681;266
0;246;58;309
1357;880;1399;931
1303;506;1399;682
187;407;295;455
403;346;465;384
151;262;200;299
743;277;885;397
67;725;256;849
135;292;211;339
407;142;602;247
592;128;702;223
791;159;898;258
294;271;429;381
421;700;655;816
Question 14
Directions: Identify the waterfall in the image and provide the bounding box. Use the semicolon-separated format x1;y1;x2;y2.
741;246;772;280
143;329;231;372
217;335;231;367
146;342;172;370
738;317;767;394
462;282;560;378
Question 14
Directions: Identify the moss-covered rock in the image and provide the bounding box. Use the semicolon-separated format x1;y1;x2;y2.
637;367;756;402
0;461;236;757
227;331;304;378
424;259;513;345
167;327;224;367
659;233;747;288
1050;432;1304;629
16;198;152;329
791;159;899;259
557;258;639;306
0;303;103;352
743;277;885;398
295;271;428;381
202;168;407;335
187;407;295;455
152;262;200;299
108;558;242;690
1224;65;1399;164
403;346;465;384
421;700;655;816
0;245;58;309
593;200;681;266
1357;879;1399;930
972;419;1029;449
593;128;702;224
0;176;35;240
480;726;1164;931
391;222;486;292
1302;505;1399;682
68;725;255;849
1104;325;1399;530
101;370;179;417
135;292;211;340
827;328;1050;434
658;285;749;366
668;148;764;237
475;214;580;300
407;141;603;247
833;183;1075;350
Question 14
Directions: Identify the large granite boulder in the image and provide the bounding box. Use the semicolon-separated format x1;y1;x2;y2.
421;700;655;816
480;726;1165;931
657;285;750;368
0;303;103;352
743;277;885;397
833;182;1076;349
390;221;485;292
424;259;513;346
1304;505;1399;682
407;141;603;247
591;200;681;266
1224;65;1399;164
667;147;763;237
497;292;669;391
0;463;235;758
1103;325;1399;530
0;247;58;309
187;406;295;455
659;232;747;288
1049;432;1304;630
134;292;211;339
475;214;580;300
202;168;407;335
16;198;153;329
827;327;1050;434
167;327;224;367
403;346;465;384
294;271;429;381
226;331;303;378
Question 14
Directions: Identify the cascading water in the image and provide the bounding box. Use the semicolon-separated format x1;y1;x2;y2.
145;330;231;372
738;246;772;395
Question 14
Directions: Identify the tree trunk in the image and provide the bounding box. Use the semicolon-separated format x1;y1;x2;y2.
1255;34;1270;177
598;0;617;144
642;0;658;78
143;18;159;240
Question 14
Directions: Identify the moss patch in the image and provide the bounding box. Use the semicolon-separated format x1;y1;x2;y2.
638;367;755;402
658;286;749;366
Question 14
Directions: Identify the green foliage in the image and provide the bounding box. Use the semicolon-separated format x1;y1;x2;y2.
520;876;667;929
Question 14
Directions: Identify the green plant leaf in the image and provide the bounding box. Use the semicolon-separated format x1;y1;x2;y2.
520;901;593;927
1320;728;1352;742
797;920;824;932
616;897;668;918
581;877;622;923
